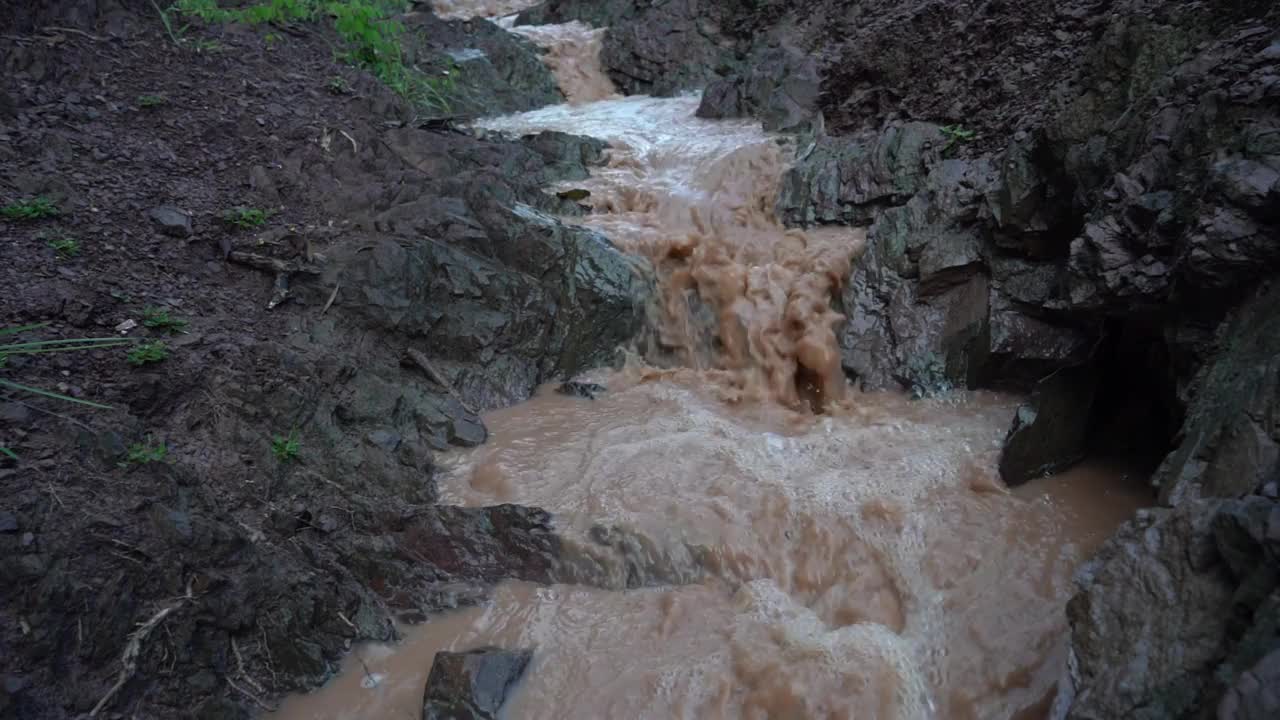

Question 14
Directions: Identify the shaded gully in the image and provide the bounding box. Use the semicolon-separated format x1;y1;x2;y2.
272;3;1150;719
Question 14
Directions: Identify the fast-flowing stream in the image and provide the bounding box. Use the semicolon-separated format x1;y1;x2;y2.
273;4;1150;719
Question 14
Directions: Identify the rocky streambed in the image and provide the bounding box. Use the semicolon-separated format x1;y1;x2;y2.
1;0;1278;719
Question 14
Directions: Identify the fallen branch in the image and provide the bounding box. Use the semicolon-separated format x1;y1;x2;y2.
41;26;106;41
90;585;193;717
227;250;322;276
401;348;478;416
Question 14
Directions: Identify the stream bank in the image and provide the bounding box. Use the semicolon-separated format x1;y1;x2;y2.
2;2;644;717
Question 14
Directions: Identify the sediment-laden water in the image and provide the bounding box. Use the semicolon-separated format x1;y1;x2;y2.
271;3;1149;718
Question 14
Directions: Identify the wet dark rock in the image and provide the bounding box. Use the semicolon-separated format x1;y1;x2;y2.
557;381;605;400
149;205;193;238
421;647;532;720
401;13;561;117
1218;648;1280;720
779;122;946;225
571;524;706;589
1065;500;1236;720
0;511;17;533
696;46;822;132
1153;282;1280;506
999;365;1097;487
400;505;560;584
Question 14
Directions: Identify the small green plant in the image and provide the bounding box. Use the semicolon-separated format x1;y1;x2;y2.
123;438;168;465
2;197;59;221
412;66;458;115
326;74;352;94
271;430;300;462
126;340;169;366
222;206;271;229
138;94;167;108
940;125;977;154
46;235;81;259
141;307;188;333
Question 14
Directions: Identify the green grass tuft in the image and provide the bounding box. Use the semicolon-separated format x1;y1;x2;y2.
941;125;977;154
271;430;300;462
138;94;168;108
2;197;59;221
127;341;169;366
124;439;168;465
46;236;81;259
222;206;271;229
326;74;352;94
142;307;189;334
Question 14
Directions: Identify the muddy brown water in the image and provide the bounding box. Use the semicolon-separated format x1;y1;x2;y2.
272;4;1150;719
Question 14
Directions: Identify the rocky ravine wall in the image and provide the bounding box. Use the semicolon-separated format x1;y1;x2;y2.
525;0;1280;717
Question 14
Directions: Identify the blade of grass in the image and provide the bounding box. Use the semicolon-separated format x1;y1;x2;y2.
0;322;51;337
1;337;132;350
0;447;16;460
0;379;115;409
2;343;134;357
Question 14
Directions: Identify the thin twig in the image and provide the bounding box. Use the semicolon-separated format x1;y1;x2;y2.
41;26;106;41
338;129;359;154
402;348;478;416
258;624;279;688
320;283;340;315
356;653;379;688
44;482;66;510
228;250;322;275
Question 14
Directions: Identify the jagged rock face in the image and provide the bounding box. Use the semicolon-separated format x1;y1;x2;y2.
696;46;823;132
779;124;1093;393
1063;490;1280;720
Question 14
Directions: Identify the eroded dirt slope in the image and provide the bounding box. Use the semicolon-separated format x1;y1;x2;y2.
0;2;647;718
